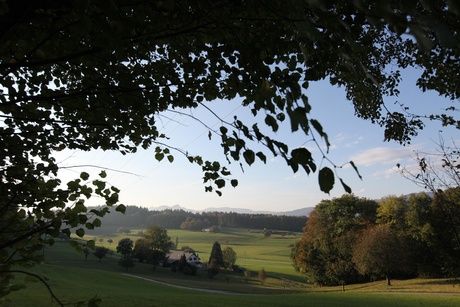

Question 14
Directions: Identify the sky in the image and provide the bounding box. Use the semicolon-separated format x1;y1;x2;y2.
54;67;458;212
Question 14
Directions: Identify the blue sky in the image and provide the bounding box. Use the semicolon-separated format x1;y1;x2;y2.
55;67;458;211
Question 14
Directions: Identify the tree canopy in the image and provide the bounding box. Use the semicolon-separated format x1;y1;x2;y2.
1;0;459;300
292;191;460;285
143;226;173;253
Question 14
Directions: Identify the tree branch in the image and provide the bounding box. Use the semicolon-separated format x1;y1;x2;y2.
2;270;64;307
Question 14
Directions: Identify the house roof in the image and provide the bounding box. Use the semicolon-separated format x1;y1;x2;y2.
166;250;197;261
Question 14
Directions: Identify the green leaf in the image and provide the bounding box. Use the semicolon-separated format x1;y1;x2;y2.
99;170;107;178
276;113;285;122
310;119;330;150
230;179;238;187
339;178;352;193
155;152;164;161
76;228;85;237
116;204;126;213
80;172;89;180
74;200;86;213
349;161;362;179
290;147;315;174
167;155;174;163
216;190;222;197
215;179;225;188
318;167;335;194
93;218;102;227
243;149;255;165
256;152;267;163
220;126;228;135
265;114;279;132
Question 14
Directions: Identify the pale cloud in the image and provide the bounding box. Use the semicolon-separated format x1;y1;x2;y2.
372;166;400;179
331;133;364;149
351;146;414;167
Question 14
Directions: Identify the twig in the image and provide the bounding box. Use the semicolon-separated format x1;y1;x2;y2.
2;270;64;306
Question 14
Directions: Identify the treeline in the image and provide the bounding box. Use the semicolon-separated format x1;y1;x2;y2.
292;189;460;286
93;206;306;232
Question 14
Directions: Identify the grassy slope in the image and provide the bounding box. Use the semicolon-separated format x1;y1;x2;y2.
6;263;460;307
4;228;460;306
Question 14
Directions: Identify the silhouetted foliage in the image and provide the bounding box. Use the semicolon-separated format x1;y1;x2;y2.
133;238;151;263
207;259;219;279
208;242;224;268
117;238;133;259
93;247;109;262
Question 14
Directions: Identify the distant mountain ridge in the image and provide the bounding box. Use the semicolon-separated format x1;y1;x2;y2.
150;205;314;217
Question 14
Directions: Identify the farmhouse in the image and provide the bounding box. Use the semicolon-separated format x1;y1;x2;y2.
165;250;202;267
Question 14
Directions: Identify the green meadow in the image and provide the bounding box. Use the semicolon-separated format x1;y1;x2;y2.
89;228;303;281
4;228;460;307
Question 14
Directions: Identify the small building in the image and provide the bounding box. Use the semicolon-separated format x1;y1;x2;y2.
165;250;202;267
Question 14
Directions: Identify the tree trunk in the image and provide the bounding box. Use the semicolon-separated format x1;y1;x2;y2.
386;274;391;286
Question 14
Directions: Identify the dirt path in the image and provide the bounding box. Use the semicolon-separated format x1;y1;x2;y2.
121;273;252;295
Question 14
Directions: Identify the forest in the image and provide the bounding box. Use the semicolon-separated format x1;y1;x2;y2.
91;206;307;233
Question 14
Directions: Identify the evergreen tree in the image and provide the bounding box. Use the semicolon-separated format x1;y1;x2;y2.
208;241;224;267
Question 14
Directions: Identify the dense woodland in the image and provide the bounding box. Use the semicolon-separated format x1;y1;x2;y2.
292;189;460;286
92;206;306;233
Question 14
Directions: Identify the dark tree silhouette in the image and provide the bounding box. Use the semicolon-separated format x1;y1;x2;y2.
208;241;224;268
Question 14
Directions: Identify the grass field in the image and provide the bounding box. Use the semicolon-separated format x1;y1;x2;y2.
3;228;460;307
87;227;304;281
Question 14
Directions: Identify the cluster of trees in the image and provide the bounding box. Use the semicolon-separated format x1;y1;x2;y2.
292;191;460;286
95;207;306;232
116;226;174;270
206;242;238;278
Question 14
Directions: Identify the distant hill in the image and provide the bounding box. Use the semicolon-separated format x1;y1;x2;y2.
279;207;315;217
151;205;315;217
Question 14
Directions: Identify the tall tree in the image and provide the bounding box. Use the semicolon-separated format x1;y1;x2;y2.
93;247;109;262
352;225;412;286
222;247;237;268
208;241;224;268
400;137;460;258
292;195;378;285
116;238;133;260
133;238;151;263
143;226;173;253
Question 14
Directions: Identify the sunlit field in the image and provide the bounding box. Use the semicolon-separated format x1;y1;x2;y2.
4;228;460;307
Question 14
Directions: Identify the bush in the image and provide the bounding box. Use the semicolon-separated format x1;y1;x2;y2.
183;264;197;276
93;246;109;262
